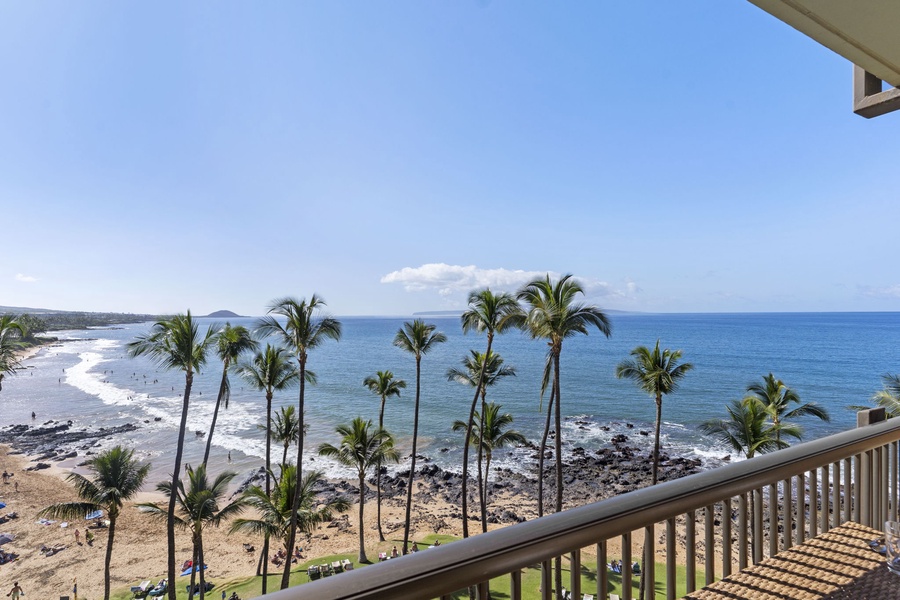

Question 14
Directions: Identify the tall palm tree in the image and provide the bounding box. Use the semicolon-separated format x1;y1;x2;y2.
127;312;218;600
518;275;610;512
235;344;299;594
204;323;258;466
271;405;302;467
318;417;400;562
458;289;523;538
394;319;446;554
256;295;341;589
615;340;693;485
0;314;25;393
230;466;349;569
447;350;516;532
39;446;150;600
519;274;610;600
139;465;244;600
363;370;406;541
452;402;525;522
747;373;830;443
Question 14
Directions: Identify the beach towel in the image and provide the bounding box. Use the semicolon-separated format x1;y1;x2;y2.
180;564;208;576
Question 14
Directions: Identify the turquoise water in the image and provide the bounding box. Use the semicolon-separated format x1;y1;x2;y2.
4;312;899;483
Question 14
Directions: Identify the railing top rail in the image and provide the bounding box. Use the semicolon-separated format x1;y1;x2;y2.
266;418;900;600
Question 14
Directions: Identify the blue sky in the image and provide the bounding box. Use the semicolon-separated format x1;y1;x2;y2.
2;2;898;317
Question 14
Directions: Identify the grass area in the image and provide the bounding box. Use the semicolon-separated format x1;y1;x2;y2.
112;537;707;600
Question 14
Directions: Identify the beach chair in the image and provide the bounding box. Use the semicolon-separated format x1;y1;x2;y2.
610;595;620;600
378;552;387;561
321;563;333;577
583;595;594;600
332;560;344;573
342;558;353;571
307;565;320;581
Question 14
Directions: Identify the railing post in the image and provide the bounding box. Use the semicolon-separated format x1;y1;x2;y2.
685;511;696;593
510;570;522;600
767;483;778;558
704;506;714;585
810;469;818;538
783;478;792;549
666;518;676;600
722;498;732;577
738;493;748;570
570;548;581;600
622;532;632;600
753;488;763;564
597;541;607;600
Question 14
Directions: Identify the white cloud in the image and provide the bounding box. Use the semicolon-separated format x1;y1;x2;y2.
15;273;37;283
381;263;554;294
858;284;900;299
380;264;640;310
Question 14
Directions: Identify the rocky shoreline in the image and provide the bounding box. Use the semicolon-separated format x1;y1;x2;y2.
2;420;704;527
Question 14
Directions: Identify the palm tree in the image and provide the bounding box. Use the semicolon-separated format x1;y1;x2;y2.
519;274;610;600
256;295;341;589
699;397;800;459
458;289;523;538
127;312;218;600
699;397;800;572
447;350;516;532
318;417;400;562
615;340;693;485
518;275;610;513
453;402;525;520
230;465;349;570
363;370;406;541
271;405;302;467
39;446;150;600
850;374;900;418
235;344;299;594
139;464;244;600
747;373;830;443
393;319;446;554
204;324;258;466
0;314;25;393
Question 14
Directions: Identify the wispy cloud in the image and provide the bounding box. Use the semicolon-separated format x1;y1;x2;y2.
15;273;37;283
381;263;551;295
858;284;900;299
381;264;639;308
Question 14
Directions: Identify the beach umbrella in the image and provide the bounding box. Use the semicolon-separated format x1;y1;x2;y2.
0;533;15;545
85;509;103;520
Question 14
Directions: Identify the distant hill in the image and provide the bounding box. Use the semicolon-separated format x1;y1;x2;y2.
206;310;243;318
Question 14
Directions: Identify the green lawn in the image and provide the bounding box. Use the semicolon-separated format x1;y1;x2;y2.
113;536;708;600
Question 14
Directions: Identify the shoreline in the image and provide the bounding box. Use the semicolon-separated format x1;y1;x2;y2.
0;418;711;597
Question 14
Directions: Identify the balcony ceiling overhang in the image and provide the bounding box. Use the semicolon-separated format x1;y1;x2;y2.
747;0;900;87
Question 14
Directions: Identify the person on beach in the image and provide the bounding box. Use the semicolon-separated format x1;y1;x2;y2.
411;541;419;552
75;528;81;544
6;582;23;600
391;545;398;558
85;528;93;545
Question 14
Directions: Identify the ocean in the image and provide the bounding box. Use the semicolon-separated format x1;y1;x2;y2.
4;312;899;485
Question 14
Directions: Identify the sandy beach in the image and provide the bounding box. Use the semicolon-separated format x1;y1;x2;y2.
0;444;540;598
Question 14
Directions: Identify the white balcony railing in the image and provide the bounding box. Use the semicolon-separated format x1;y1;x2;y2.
262;411;899;600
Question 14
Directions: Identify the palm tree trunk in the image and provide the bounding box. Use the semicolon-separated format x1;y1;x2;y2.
462;335;492;539
263;390;273;594
203;365;228;466
358;471;368;562
103;516;116;600
477;393;487;534
537;388;555;519
168;371;193;600
553;353;563;600
282;358;306;590
402;356;422;555
189;541;199;600
377;399;386;542
483;451;492;520
461;389;479;539
652;395;662;486
198;535;206;600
